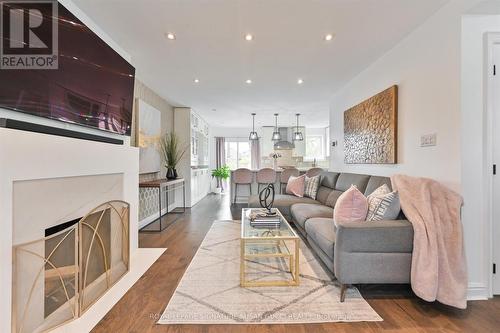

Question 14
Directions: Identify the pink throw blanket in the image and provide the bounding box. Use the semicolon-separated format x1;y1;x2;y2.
391;174;467;309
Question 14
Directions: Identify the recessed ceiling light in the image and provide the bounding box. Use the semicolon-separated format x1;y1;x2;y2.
72;56;78;60
324;33;334;41
166;32;176;40
297;78;304;84
194;78;200;83
245;34;253;41
246;79;252;84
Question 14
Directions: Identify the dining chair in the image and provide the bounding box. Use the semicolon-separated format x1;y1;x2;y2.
233;168;253;204
306;167;323;178
256;168;277;193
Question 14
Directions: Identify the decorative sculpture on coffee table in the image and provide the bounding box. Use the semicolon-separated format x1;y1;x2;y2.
259;183;276;216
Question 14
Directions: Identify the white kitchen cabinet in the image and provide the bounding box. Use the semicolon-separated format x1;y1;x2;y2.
190;168;211;206
174;107;211;207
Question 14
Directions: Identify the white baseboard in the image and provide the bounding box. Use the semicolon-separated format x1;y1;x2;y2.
467;283;489;301
52;248;166;332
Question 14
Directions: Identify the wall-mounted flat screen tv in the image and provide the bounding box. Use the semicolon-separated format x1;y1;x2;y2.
0;2;135;136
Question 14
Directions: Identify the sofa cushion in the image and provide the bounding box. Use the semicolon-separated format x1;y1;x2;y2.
335;173;370;193
365;176;392;196
325;190;343;208
316;186;333;205
248;194;320;219
291;203;334;229
320;172;340;189
305;218;336;260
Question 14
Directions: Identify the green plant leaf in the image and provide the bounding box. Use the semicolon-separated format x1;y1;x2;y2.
211;165;230;180
158;132;187;169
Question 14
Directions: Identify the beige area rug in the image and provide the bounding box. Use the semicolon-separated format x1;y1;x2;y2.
158;220;382;324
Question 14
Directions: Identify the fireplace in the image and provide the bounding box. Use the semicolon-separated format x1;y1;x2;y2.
0;127;142;333
12;201;129;333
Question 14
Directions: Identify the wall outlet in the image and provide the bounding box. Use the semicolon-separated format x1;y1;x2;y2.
421;133;437;147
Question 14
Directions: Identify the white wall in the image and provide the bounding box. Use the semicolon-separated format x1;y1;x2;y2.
461;14;500;298
0;0;133;143
329;0;496;300
330;0;473;191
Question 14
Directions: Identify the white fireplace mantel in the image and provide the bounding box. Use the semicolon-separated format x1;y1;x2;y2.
0;127;162;332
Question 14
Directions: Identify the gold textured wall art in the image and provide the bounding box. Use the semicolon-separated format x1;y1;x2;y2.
344;85;398;164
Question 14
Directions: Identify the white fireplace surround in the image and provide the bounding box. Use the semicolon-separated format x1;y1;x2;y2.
0;128;164;332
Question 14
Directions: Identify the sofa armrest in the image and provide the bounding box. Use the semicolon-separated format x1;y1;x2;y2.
334;220;413;285
335;220;413;253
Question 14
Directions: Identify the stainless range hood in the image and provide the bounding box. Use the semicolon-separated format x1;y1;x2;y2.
274;127;295;150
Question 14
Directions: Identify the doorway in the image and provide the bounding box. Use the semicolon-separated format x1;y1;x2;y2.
492;40;500;295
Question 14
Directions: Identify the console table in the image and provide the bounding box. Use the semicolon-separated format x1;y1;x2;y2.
139;178;186;232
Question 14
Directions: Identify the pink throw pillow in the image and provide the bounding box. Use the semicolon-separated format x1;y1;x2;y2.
333;185;368;225
286;175;305;197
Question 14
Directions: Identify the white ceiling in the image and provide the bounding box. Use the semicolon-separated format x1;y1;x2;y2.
72;0;448;128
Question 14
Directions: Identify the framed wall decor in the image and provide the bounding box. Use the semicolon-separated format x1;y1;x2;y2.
343;85;398;164
137;99;162;173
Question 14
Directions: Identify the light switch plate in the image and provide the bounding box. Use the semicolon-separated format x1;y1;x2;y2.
421;133;437;147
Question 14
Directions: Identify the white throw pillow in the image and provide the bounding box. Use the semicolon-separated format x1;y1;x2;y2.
366;184;401;221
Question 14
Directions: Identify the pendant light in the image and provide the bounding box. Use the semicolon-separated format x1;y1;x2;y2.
272;113;281;141
293;113;304;141
249;113;259;140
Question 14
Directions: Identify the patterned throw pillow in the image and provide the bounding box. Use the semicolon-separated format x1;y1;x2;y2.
304;175;320;199
366;184;401;221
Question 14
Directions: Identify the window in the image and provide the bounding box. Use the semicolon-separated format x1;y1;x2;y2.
225;140;251;169
305;135;325;160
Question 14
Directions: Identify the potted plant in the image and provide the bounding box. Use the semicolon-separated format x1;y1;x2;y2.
211;165;230;194
158;132;187;179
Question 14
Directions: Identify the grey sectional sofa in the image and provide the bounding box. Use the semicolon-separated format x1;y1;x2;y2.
249;171;414;301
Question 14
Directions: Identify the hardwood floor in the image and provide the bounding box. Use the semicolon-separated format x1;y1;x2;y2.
92;194;500;333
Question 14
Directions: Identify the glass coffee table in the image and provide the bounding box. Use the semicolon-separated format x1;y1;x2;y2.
240;208;300;287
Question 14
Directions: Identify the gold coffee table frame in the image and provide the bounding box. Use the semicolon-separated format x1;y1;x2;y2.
240;208;300;287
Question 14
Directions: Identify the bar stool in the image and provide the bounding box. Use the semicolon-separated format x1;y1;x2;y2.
306;167;323;177
280;168;299;194
233;168;253;204
256;168;277;193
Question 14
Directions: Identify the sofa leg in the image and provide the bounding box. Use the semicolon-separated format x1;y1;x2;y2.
340;284;348;302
